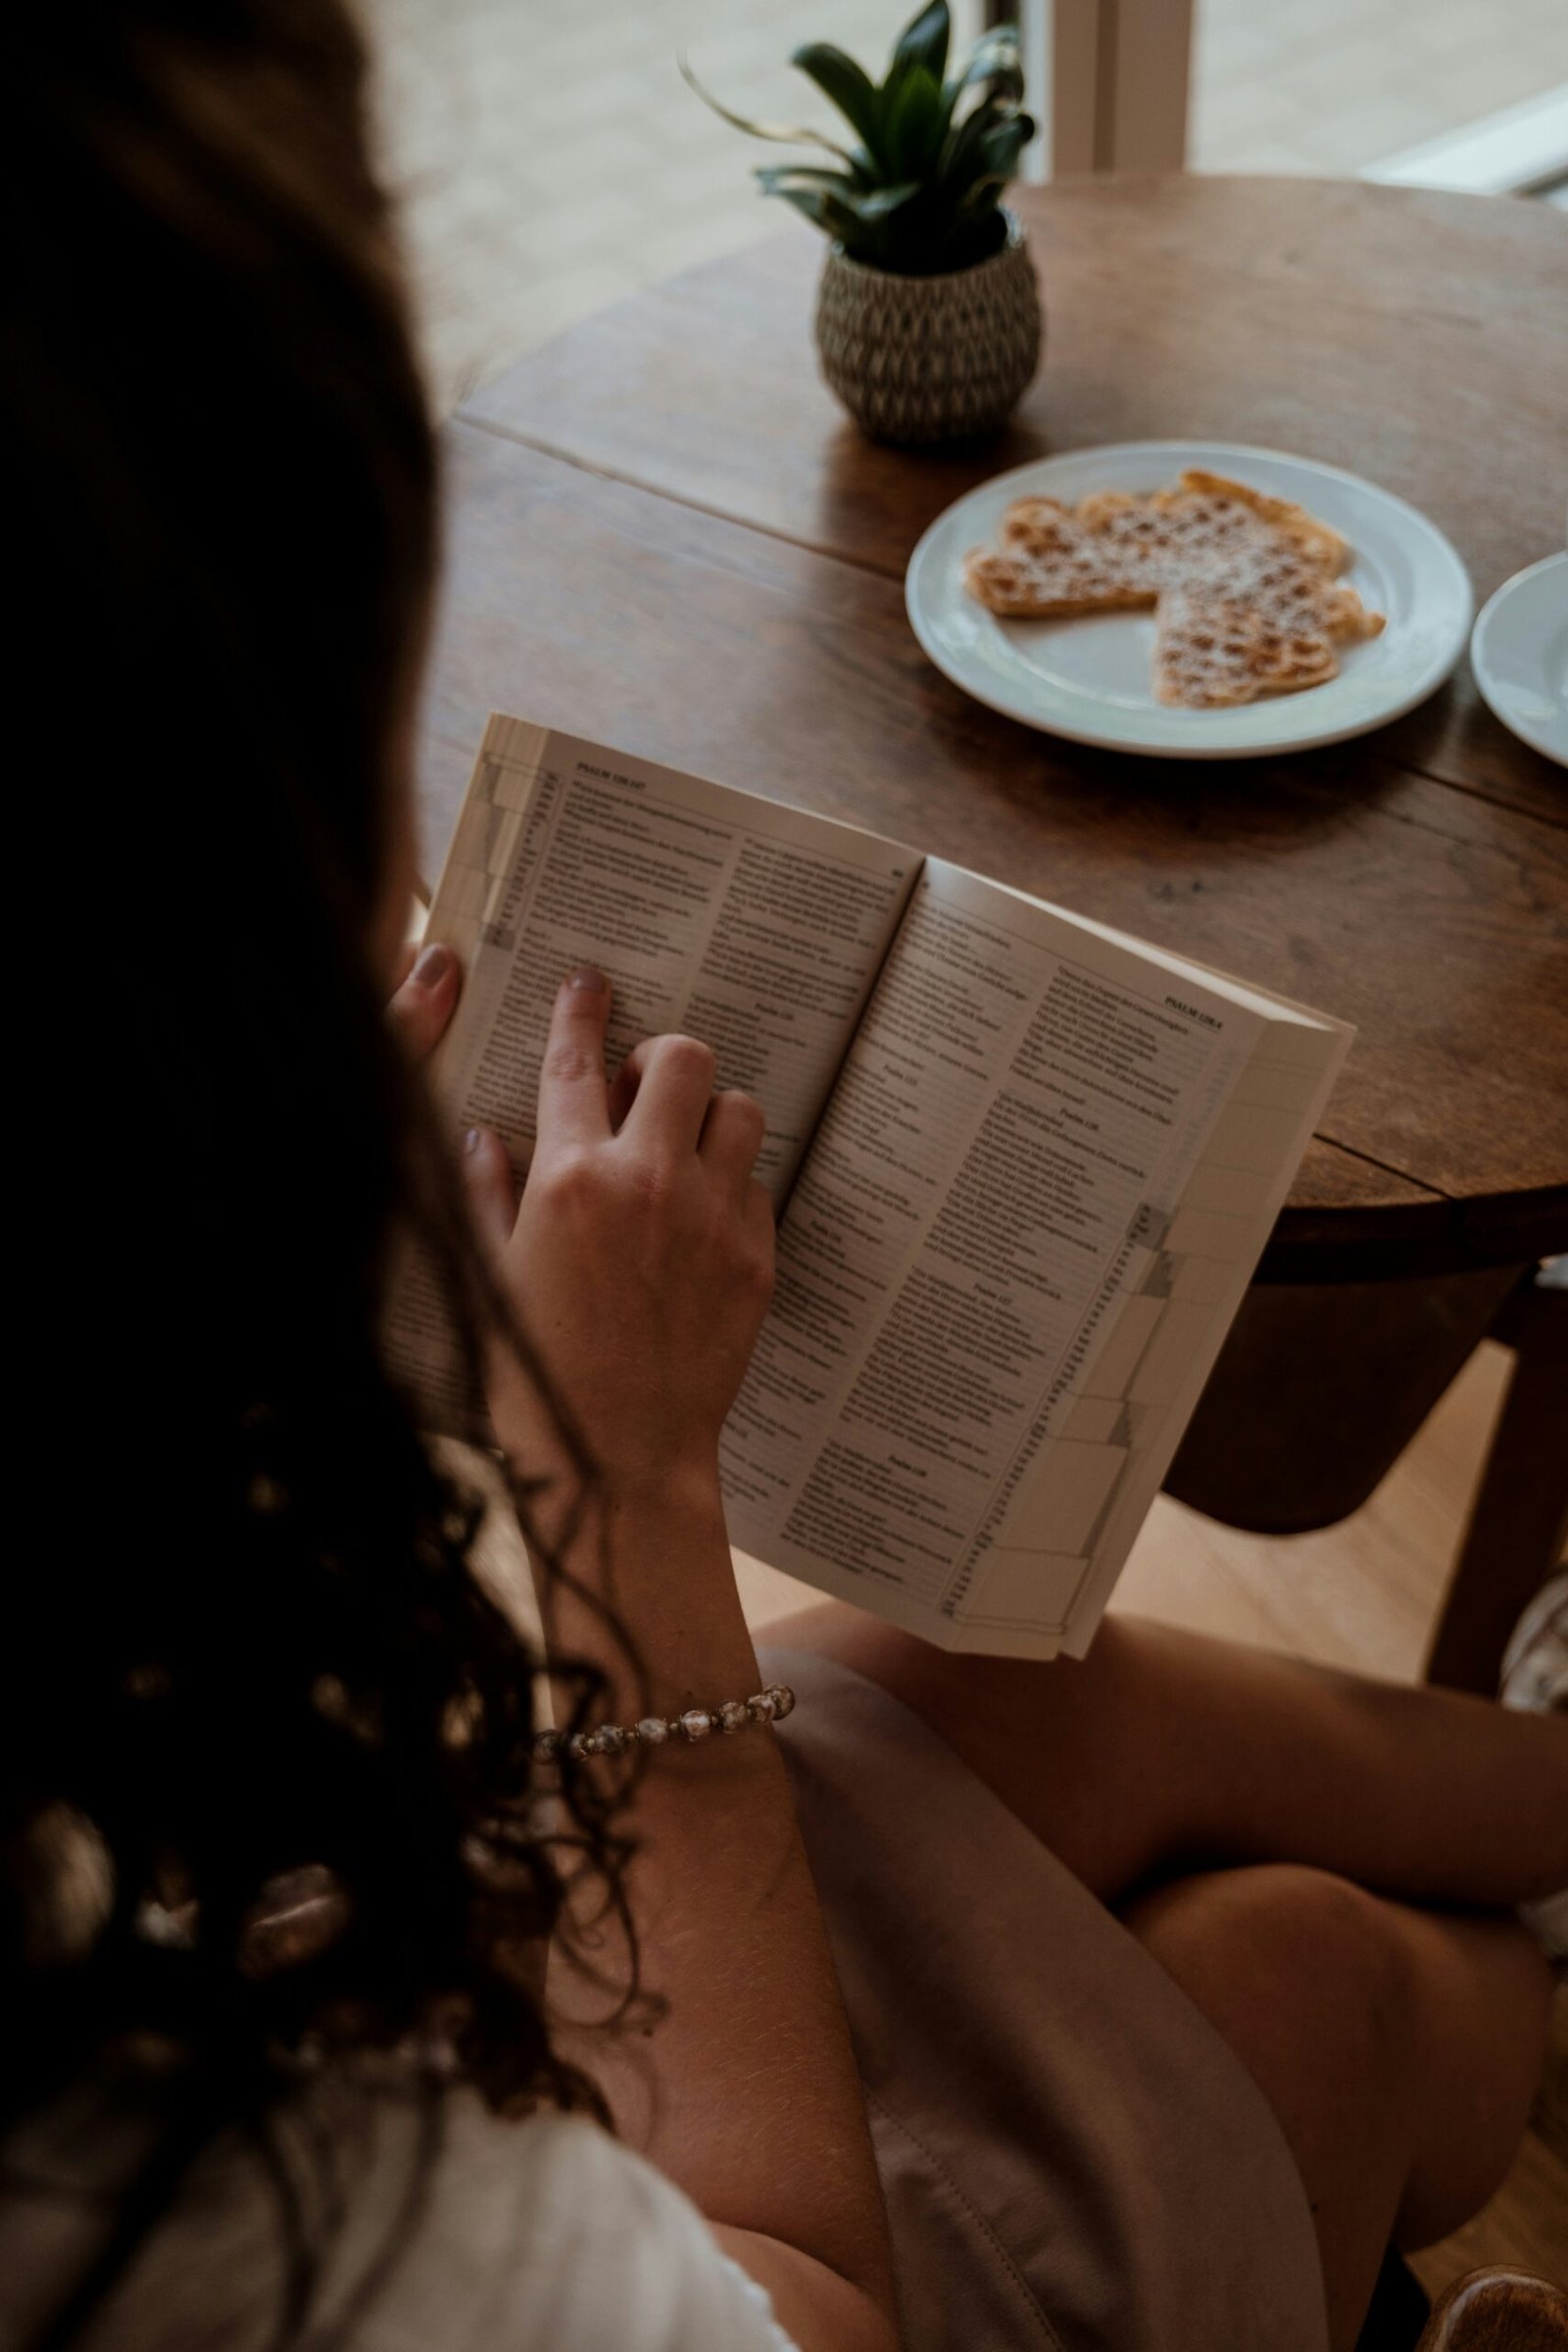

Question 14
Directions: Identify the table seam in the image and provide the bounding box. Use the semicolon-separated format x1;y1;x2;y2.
452;413;910;584
1308;1139;1449;1203
1369;756;1567;834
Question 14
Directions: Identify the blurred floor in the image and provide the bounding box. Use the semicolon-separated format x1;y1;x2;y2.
369;0;975;407
367;0;1568;410
1193;0;1566;180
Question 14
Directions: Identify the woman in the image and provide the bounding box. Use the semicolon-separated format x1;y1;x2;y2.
3;6;1563;2350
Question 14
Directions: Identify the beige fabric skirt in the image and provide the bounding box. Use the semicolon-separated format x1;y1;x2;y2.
763;1644;1330;2352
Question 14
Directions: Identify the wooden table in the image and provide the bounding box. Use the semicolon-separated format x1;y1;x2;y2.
422;175;1568;1562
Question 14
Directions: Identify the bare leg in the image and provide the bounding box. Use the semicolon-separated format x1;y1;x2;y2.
1118;1864;1554;2352
772;1602;1568;1907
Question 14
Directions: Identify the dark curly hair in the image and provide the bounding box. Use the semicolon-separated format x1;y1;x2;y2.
1;2;641;2337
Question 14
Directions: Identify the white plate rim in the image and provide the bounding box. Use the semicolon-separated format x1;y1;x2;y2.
1470;550;1568;769
904;438;1474;760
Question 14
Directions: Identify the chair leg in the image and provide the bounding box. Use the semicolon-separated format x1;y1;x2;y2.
1425;1276;1568;1694
1415;2267;1568;2350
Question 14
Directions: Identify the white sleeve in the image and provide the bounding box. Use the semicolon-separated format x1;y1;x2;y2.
712;2253;804;2351
389;2102;804;2352
522;2121;803;2352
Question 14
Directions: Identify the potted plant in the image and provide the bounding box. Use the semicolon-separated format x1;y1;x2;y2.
685;0;1040;446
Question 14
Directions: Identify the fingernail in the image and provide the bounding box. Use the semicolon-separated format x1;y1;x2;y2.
566;964;607;993
413;944;452;988
464;1128;483;1155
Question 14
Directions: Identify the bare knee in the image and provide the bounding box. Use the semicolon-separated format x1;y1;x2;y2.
1127;1861;1416;2004
1126;1864;1552;2256
1378;1904;1552;2251
1126;1862;1418;2090
1124;1866;1433;2351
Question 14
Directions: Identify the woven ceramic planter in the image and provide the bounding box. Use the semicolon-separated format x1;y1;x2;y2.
815;211;1042;447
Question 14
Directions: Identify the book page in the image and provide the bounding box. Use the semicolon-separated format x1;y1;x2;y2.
718;859;1267;1646
427;716;920;1206
956;1011;1348;1658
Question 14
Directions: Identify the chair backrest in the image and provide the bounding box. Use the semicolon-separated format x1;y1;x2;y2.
1417;2269;1568;2352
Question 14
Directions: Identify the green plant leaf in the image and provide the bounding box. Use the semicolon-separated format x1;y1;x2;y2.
678;52;857;162
764;173;923;236
882;62;949;178
764;180;869;247
946;25;1025;109
752;168;910;253
890;0;950;86
754;164;859;193
970;112;1033;181
949;178;1005;227
937;90;1027;191
937;99;992;190
789;43;888;166
757;153;878;199
849;179;925;221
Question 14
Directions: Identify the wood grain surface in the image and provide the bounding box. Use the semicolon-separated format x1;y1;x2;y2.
429;177;1568;1267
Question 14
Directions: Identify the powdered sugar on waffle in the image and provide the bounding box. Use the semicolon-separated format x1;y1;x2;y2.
962;469;1386;709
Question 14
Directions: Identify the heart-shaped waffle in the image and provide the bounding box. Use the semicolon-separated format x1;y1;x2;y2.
963;470;1385;708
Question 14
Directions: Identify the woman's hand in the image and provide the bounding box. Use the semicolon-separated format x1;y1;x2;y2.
387;941;461;1061
462;966;774;1505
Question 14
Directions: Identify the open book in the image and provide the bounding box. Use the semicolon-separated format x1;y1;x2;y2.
398;713;1351;1661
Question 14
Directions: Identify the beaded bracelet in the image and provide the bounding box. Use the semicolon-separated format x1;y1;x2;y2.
534;1684;795;1764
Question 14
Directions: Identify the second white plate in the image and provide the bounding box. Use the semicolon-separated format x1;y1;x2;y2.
905;440;1473;760
1470;552;1568;768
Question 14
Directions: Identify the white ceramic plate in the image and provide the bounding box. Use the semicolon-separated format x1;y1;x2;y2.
1470;552;1568;768
905;440;1473;760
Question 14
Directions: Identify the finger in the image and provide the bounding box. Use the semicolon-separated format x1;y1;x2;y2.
389;942;461;1062
461;1126;516;1253
607;1040;647;1132
619;1032;716;1156
743;1176;777;1273
534;966;613;1156
700;1089;767;1196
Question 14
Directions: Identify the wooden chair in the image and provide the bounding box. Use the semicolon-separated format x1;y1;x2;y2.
1162;1256;1567;1692
1424;1263;1568;1692
1416;2269;1568;2350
